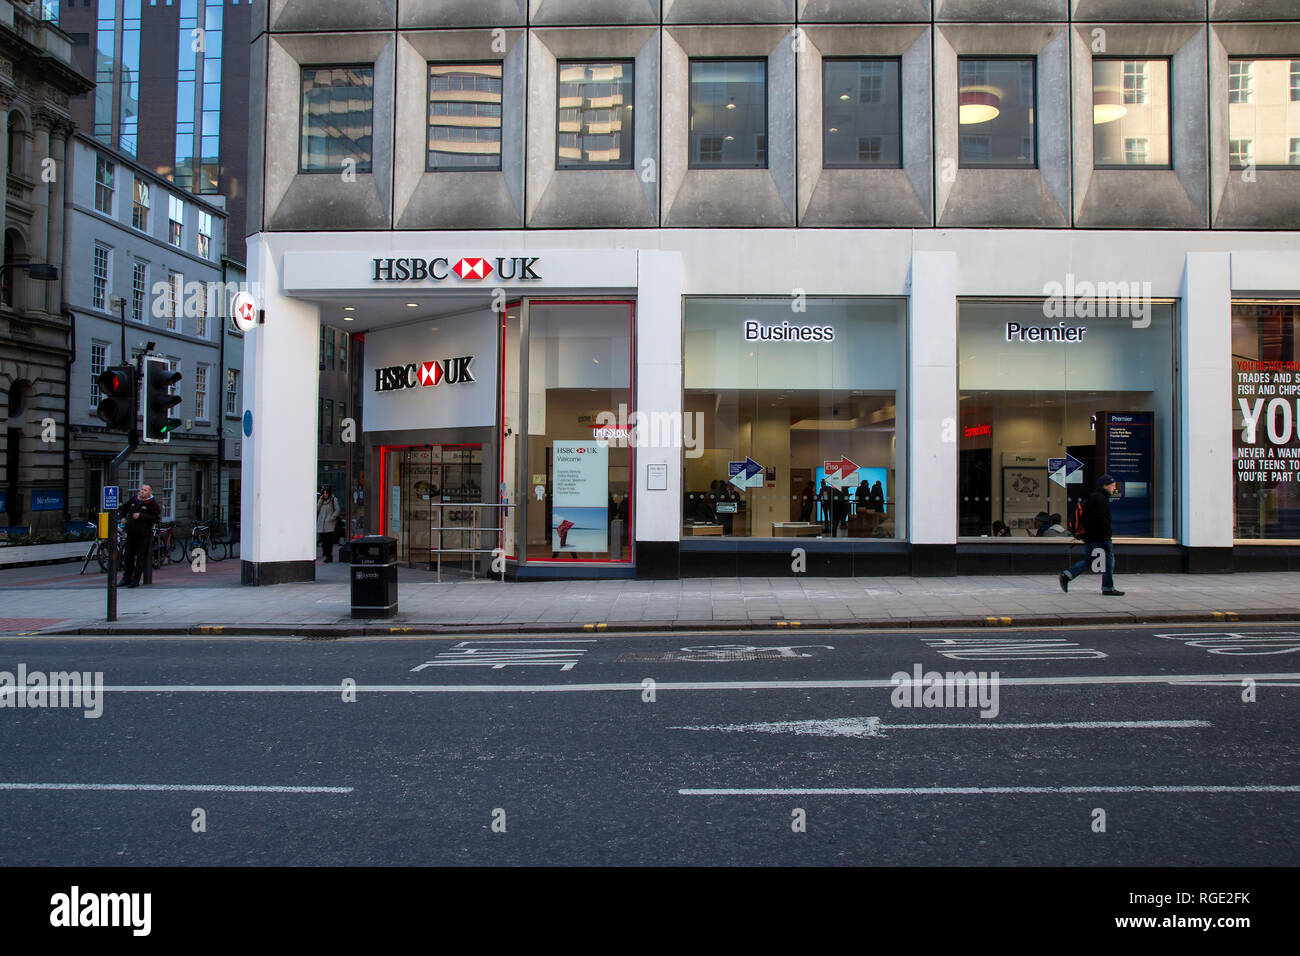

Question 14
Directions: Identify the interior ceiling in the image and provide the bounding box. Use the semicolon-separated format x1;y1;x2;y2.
310;292;505;332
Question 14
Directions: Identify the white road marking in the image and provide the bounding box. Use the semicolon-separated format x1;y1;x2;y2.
670;718;1212;738
1154;631;1300;656
680;785;1300;796
921;637;1107;660
0;783;352;793
74;672;1300;694
412;641;593;672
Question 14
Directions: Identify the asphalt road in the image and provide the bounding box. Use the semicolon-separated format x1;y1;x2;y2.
1;624;1297;866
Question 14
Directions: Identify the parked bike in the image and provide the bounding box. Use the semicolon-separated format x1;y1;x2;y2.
186;522;228;563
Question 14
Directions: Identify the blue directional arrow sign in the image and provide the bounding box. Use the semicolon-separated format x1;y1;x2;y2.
1048;454;1084;488
728;457;764;489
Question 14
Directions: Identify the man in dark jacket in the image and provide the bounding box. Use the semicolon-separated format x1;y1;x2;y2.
1059;475;1124;596
120;483;162;588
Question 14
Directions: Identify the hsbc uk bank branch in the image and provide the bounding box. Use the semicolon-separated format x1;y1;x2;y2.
239;231;1300;584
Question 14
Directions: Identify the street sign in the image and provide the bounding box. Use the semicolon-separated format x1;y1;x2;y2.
1048;454;1084;488
102;485;120;511
231;291;258;332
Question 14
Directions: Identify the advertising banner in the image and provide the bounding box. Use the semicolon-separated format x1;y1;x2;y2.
552;441;608;553
1235;360;1300;536
1097;412;1153;536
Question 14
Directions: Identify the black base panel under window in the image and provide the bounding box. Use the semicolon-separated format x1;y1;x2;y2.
240;559;316;586
634;540;680;579
1230;545;1300;572
1183;546;1234;574
678;539;912;577
955;543;1184;575
910;543;957;577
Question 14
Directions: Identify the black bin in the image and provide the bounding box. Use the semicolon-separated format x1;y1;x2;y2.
351;535;398;619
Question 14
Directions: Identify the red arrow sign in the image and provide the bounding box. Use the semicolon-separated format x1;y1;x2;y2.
824;456;858;480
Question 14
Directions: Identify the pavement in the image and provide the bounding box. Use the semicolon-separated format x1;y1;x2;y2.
0;555;1298;635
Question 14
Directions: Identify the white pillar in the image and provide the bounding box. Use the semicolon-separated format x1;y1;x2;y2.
908;250;959;572
1179;252;1234;567
634;249;683;576
240;235;320;584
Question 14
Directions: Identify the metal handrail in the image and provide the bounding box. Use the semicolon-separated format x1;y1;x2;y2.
413;501;510;582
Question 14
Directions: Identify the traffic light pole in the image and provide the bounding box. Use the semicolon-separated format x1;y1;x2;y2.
104;352;144;623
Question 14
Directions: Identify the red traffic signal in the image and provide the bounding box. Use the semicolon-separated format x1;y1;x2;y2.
95;365;137;432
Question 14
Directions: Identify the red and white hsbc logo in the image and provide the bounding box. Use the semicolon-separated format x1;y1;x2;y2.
371;256;541;283
375;356;475;393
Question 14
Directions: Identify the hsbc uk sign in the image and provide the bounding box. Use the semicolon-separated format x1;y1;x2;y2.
371;256;541;283
374;355;476;393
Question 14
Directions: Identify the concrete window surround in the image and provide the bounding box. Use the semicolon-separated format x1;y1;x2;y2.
935;23;1071;227
263;32;395;231
1070;23;1208;229
662;25;796;226
797;24;932;225
270;0;398;32
526;27;660;227
935;0;1067;20
530;0;661;26
1073;0;1206;20
798;1;933;21
1209;22;1300;230
394;30;526;229
665;0;796;24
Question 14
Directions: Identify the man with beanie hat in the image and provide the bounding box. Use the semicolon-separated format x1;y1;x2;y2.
1059;475;1125;596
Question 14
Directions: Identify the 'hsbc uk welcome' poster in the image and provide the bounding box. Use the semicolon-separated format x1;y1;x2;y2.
552;441;608;552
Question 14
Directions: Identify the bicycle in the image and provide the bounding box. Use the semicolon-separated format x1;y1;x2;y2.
154;523;185;565
186;522;228;563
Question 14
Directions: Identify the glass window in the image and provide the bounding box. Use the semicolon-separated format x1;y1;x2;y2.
132;178;149;230
823;59;902;169
557;61;634;169
959;59;1036;168
195;363;208;420
525;302;634;562
168;195;184;246
319;325;326;370
197;210;212;259
132;261;147;322
166;271;181;330
300;65;374;173
1233;302;1300;539
94;156;115;214
689;60;767;169
683;298;906;540
1228;58;1300;167
127;462;143;499
90;341;108;409
1291;60;1300;102
92;246;110;310
327;328;335;370
427;63;502;170
1093;59;1171;167
195;282;207;339
161;463;176;521
226;368;239;416
323;399;333;446
958;300;1175;540
339;332;347;371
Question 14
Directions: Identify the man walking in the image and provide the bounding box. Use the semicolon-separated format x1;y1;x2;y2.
1059;475;1125;596
119;483;161;588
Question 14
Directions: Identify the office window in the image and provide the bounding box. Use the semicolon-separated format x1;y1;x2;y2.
166;271;181;330
161;463;176;521
557;61;634;169
338;403;347;443
94;156;114;214
327;328;336;370
167;357;181;399
323;399;334;446
90;341;108;409
1291;138;1300;165
195;283;207;339
823;59;902;169
168;195;184;246
1230;138;1254;168
959;59;1036;167
300;66;374;173
132;178;149;230
132;261;147;322
195;364;208;421
427;64;502;170
319;326;326;370
339;332;347;371
92;245;110;310
1093;60;1170;167
225;368;239;416
197;210;212;259
1229;60;1253;104
690;60;767;169
1229;59;1300;167
127;462;143;498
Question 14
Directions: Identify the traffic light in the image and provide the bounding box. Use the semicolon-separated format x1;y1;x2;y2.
143;355;182;443
95;365;137;432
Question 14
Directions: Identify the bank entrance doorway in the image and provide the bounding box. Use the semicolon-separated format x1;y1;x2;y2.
381;444;494;572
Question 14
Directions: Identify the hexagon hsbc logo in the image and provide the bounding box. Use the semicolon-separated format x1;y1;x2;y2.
452;257;492;280
375;356;474;393
371;256;540;283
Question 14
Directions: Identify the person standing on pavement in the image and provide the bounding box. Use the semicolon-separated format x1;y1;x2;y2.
317;487;340;563
1059;475;1125;596
119;484;161;588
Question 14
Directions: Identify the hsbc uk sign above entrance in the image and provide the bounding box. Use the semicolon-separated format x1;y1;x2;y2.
372;256;541;283
375;356;476;393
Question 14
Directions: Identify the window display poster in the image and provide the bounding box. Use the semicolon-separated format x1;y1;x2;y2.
552;441;608;553
1235;361;1300;536
1001;461;1047;532
1098;412;1153;536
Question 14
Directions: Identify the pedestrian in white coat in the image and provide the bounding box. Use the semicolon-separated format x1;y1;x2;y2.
316;487;341;563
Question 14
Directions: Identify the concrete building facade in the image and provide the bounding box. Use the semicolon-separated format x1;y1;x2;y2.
242;1;1300;584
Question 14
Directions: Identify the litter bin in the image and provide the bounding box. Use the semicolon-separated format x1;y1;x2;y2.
351;535;398;619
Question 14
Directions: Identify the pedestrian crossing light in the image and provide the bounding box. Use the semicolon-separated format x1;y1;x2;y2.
143;355;183;443
94;365;137;433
